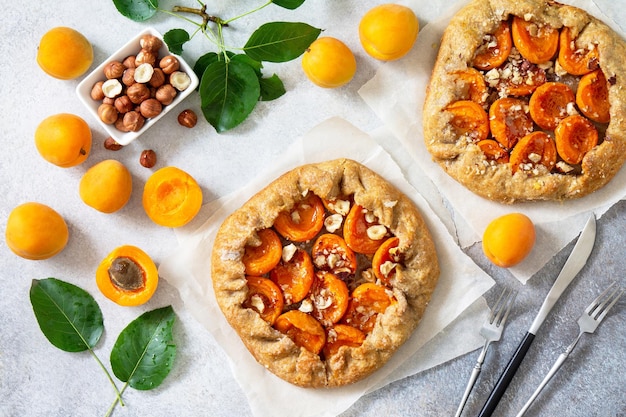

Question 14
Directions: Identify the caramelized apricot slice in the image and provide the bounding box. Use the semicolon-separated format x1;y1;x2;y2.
274;310;326;354
576;69;610;124
477;140;510;163
343;204;388;254
323;324;366;357
529;82;575;130
270;247;314;304
453;68;488;105
341;283;394;333
372;237;402;285
312;233;357;275
510;131;557;174
472;21;512;70
242;229;282;276
445;100;490;142
558;27;599;76
310;272;350;325
243;276;284;325
274;192;325;242
489;97;533;149
511;17;559;64
555;115;599;165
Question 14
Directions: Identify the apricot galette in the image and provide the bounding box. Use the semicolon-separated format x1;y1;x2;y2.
423;0;626;203
211;159;440;387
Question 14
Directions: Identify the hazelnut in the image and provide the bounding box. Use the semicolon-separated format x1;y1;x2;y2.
139;149;157;168
98;103;118;125
127;83;151;104
122;68;136;86
139;34;163;52
123;111;145;132
159;55;180;74
155;84;177;105
149;68;166;88
115;115;130;132
90;81;105;101
102;78;123;98
170;71;191;91
139;98;162;118
103;61;126;79
135;48;157;66
177;109;198;128
134;63;155;83
114;95;134;114
122;55;137;69
104;137;123;151
103;96;115;105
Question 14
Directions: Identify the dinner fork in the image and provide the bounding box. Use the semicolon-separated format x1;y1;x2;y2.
454;288;517;417
516;282;624;417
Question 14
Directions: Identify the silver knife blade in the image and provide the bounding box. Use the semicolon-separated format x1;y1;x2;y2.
528;214;596;334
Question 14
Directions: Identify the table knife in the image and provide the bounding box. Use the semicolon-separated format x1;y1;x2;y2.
477;214;596;417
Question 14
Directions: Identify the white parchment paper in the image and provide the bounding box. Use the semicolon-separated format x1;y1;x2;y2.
159;117;495;417
359;0;626;283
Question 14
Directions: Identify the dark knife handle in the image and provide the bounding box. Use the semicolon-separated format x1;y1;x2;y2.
477;332;536;417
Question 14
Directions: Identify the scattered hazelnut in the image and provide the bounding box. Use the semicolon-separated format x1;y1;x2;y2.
122;68;135;86
139;34;163;52
178;109;198;128
139;149;157;168
114;95;134;114
148;67;165;88
104;137;123;151
170;71;191;91
102;78;123;98
135;48;157;66
139;98;163;118
90;81;105;101
103;61;126;79
159;55;180;74
122;55;136;69
134;63;155;83
155;84;177;105
126;83;151;104
123;111;145;132
98;103;118;125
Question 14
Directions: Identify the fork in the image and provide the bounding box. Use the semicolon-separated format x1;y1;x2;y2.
454;288;517;417
515;282;624;417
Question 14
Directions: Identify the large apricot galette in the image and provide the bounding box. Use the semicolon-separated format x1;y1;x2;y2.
211;159;440;387
423;0;626;203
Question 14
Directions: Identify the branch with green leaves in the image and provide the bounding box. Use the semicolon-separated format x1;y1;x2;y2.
112;0;321;132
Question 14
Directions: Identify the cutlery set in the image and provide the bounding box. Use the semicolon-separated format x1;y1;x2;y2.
455;214;624;416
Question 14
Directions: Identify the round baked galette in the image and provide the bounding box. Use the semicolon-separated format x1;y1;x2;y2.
211;159;440;387
423;0;626;203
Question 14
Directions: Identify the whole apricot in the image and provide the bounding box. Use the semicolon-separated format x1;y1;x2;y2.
301;37;357;88
5;202;69;260
483;213;536;268
37;27;94;80
359;4;419;61
35;113;92;168
143;166;203;227
79;160;133;213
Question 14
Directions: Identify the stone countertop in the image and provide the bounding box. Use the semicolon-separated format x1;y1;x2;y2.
1;1;624;416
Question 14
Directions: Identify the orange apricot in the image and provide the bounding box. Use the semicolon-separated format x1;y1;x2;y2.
341;283;394;334
529;82;576;130
482;213;535;268
243;276;284;325
359;4;419;61
554;115;599;165
270;247;315;305
274;192;325;242
143;166;203;227
576;69;610;124
558;27;599;76
242;228;282;276
37;27;93;80
372;236;402;285
323;324;366;357
477;140;510;164
310;272;350;325
511;17;559;64
453;68;489;105
343;204;388;255
274;310;326;354
472;21;512;70
302;37;357;88
509;131;557;174
34;113;92;168
311;233;357;275
79;159;132;213
489;97;534;149
445;100;490;142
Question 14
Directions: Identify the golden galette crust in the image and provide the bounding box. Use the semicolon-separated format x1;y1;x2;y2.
211;159;440;388
423;0;626;203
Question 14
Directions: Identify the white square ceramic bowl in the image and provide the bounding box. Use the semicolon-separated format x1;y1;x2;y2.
76;27;199;146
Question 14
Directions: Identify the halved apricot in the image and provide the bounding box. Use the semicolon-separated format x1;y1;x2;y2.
243;276;284;325
472;21;512;70
274;310;326;354
372;236;402;285
511;17;559;64
576;69;610;124
529;82;575;130
341;283;394;333
453;68;488;105
555;115;599;165
343;204;388;254
510;131;557;174
445;100;490;142
310;272;350;325
274;192;325;242
477;140;510;164
270;247;314;304
558;27;599;76
242;228;282;276
489;97;534;149
311;233;357;275
323;324;366;357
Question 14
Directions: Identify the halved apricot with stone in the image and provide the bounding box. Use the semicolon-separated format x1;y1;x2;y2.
274;310;326;354
445;100;490;142
311;233;357;276
343;204;388;255
477;139;510;164
372;236;403;285
453;68;488;105
242;228;282;276
274;192;325;242
558;27;599;76
555;115;598;165
529;82;575;130
576;69;610;124
511;17;559;64
270;246;315;305
310;272;350;326
472;21;512;70
489;97;533;149
243;276;284;325
323;324;366;357
341;283;394;333
510;131;557;174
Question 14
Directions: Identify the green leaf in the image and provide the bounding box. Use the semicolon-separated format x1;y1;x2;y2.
260;74;286;101
199;57;261;132
163;28;190;55
30;278;104;353
193;52;220;82
272;0;306;10
110;306;176;391
112;0;158;22
244;22;321;63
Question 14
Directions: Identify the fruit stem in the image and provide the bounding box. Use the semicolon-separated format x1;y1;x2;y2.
172;5;228;29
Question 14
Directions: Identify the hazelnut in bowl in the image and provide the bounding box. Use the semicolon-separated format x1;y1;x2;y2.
76;27;199;146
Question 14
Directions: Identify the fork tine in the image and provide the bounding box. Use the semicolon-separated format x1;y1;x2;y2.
489;288;508;323
492;289;517;326
585;282;621;319
594;287;624;322
498;290;518;326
